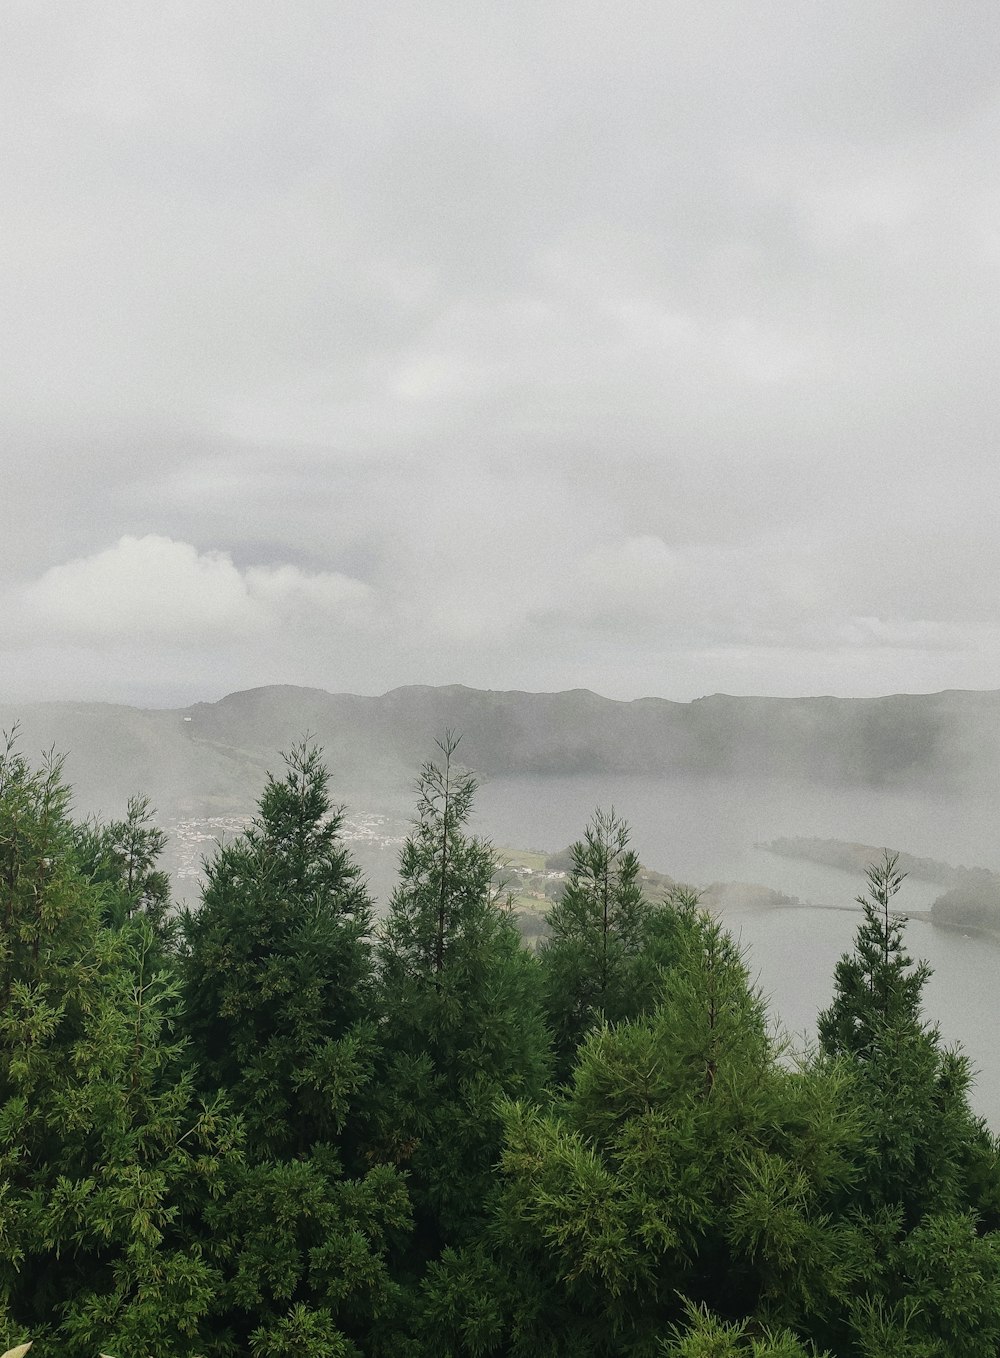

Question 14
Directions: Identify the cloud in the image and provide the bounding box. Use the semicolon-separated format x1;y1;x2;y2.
2;5;1000;704
12;535;370;644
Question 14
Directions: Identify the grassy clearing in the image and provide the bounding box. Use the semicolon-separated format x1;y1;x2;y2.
497;846;548;871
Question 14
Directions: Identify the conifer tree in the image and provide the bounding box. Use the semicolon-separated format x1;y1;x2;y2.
540;808;646;1072
432;910;862;1358
182;742;375;1157
662;1303;823;1357
540;808;690;1075
181;743;412;1357
817;851;929;1060
0;733;236;1356
373;734;550;1253
817;851;997;1222
73;794;174;947
816;853;1000;1356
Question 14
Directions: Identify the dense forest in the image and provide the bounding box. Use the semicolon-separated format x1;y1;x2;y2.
2;730;999;1357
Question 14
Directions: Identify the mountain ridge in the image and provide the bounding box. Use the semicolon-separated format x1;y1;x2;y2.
2;681;999;823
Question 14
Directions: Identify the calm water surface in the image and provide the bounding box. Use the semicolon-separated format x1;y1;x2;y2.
475;774;1000;1126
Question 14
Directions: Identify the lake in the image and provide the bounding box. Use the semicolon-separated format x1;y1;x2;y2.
474;773;1000;1126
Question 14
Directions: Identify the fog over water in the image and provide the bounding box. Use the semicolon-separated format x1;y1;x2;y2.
475;774;1000;886
474;773;1000;1125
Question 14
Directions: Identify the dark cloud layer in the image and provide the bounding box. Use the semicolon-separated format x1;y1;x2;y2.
4;2;1000;704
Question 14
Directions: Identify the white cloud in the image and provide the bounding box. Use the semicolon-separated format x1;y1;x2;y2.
565;535;682;622
3;6;1000;705
12;535;369;644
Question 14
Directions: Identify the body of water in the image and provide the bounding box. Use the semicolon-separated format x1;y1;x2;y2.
474;774;1000;1126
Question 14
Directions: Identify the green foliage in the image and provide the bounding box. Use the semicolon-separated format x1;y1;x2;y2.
890;1211;1000;1356
818;853;998;1228
201;1153;412;1357
808;854;1000;1355
0;731;93;1001
469;913;864;1357
249;1301;359;1358
379;733;498;982
373;735;550;1252
661;1302;823;1356
845;1210;1000;1358
0;733;237;1356
818;852;929;1062
182;742;376;1158
72;795;173;947
412;1247;506;1358
540;808;646;1065
179;743;412;1356
5;738;1000;1358
541;809;693;1076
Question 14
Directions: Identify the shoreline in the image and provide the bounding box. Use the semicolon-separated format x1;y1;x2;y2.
719;894;1000;945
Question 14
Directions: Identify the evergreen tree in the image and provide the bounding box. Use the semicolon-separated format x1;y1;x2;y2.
540;808;690;1075
8;724;1000;1358
661;1302;824;1357
816;851;997;1223
427;911;862;1358
815;853;1000;1356
198;1150;411;1358
73;794;174;947
182;742;375;1158
181;743;412;1357
372;734;550;1254
0;733;236;1356
817;851;929;1061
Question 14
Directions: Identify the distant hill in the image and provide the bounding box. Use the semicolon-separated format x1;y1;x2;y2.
3;682;1000;825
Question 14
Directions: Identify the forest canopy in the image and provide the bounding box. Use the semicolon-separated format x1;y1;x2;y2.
1;732;998;1357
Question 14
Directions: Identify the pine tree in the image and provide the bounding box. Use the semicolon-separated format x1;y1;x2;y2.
372;734;550;1254
815;851;994;1223
817;851;929;1061
662;1302;824;1357
815;852;1000;1356
434;911;862;1358
182;742;376;1157
73;794;174;947
181;743;412;1357
0;732;237;1356
540;808;689;1075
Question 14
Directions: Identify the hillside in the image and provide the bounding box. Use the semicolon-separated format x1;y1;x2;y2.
3;682;1000;825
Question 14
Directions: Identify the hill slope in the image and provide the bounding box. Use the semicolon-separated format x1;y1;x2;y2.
2;682;999;823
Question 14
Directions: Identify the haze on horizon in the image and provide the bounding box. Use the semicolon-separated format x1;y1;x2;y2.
4;3;1000;709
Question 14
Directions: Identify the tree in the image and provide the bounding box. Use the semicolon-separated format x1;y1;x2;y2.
815;853;1000;1356
372;734;550;1253
540;808;689;1075
0;732;236;1356
73;794;173;947
661;1303;824;1357
182;742;376;1158
815;851;996;1223
817;851;929;1062
437;910;862;1358
181;743;412;1357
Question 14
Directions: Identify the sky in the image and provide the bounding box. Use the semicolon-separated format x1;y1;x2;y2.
4;1;1000;707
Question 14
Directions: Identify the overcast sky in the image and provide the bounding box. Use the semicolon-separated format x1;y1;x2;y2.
4;2;1000;707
